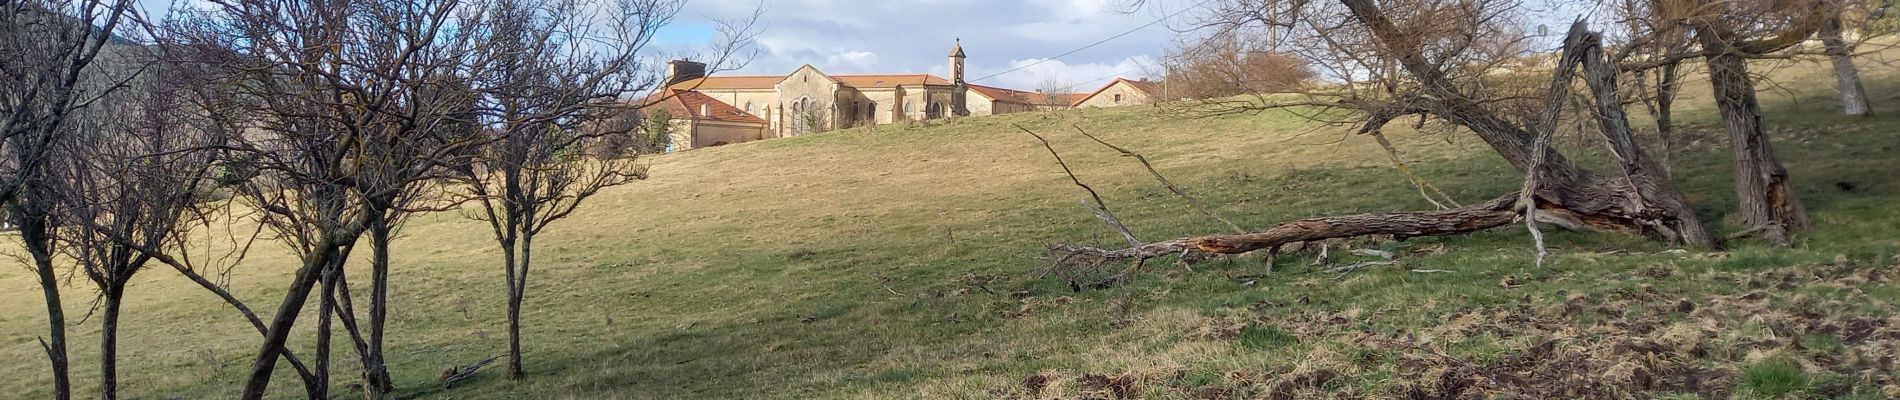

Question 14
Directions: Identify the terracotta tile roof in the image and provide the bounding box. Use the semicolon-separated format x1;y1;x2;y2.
668;73;955;91
1021;92;1083;106
1072;78;1165;106
641;89;764;124
666;76;783;90
967;84;1033;104
832;74;952;88
1121;79;1164;98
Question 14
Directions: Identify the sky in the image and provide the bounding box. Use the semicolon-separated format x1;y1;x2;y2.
126;0;1588;94
129;0;1184;92
653;0;1188;92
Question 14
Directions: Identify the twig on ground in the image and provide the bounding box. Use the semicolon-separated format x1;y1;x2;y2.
1369;131;1461;210
1017;124;1140;248
438;355;501;388
1326;261;1397;276
1072;125;1246;234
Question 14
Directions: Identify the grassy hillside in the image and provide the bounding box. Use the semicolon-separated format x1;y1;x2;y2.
3;55;1899;398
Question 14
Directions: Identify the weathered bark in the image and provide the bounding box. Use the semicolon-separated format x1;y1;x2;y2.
506;233;533;379
239;242;339;400
362;216;395;397
1819;15;1871;117
1192;196;1522;254
99;288;123;400
1702;49;1813;246
1579;33;1718;247
314;256;340;400
17;200;70;400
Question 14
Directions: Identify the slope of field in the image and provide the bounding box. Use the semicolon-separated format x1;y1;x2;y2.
2;56;1899;398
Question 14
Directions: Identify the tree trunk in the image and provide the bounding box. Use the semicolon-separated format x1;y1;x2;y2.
16;202;70;400
1632;61;1681;169
1819;15;1872;117
239;243;338;400
157;254;321;393
99;288;123;400
1578;33;1718;247
314;259;339;400
506;233;532;379
364;219;394;397
1703;51;1812;246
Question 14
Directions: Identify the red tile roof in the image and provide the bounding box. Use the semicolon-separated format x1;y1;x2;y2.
667;73;955;91
1021;92;1084;106
641;89;764;124
832;74;952;88
967;84;1033;104
666;76;784;91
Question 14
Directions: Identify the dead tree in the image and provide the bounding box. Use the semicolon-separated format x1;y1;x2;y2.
1049;1;1716;273
1;2;140;398
454;0;754;379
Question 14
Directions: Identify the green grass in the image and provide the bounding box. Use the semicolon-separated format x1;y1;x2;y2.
1739;357;1813;399
3;54;1900;398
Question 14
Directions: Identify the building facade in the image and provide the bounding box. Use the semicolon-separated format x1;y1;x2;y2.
648;40;1067;147
1071;78;1165;108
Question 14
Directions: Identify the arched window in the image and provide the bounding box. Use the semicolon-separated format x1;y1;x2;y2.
867;102;877;122
744;101;754;114
926;102;940;118
904;101;914;114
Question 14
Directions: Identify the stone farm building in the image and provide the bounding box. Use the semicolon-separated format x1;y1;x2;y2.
1071;78;1164;108
643;40;1085;151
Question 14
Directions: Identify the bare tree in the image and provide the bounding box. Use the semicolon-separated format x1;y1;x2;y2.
1;2;141;398
1650;0;1827;245
454;0;755;379
50;49;222;399
1817;0;1879;117
1163;30;1316;99
170;0;484;396
1036;76;1077;109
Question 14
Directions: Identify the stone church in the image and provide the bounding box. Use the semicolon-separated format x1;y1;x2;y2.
646;40;1057;150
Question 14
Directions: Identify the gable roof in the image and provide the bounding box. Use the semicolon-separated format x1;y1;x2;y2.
834;74;952;88
641;89;764;124
966;84;1033;104
1071;78;1165;106
666;71;954;92
1021;92;1084;106
666;76;784;91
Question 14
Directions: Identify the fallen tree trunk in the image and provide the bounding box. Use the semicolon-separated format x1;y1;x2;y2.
1052;196;1519;261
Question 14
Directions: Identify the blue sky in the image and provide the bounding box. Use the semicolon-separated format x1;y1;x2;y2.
657;0;1186;91
125;0;1591;93
132;0;1179;91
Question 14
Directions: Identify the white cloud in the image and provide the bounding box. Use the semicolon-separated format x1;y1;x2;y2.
664;0;1174;90
966;55;1158;92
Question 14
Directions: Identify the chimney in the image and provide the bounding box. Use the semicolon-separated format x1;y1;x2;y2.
666;59;707;86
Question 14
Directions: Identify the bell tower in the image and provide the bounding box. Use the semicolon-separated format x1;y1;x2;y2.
949;38;968;117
